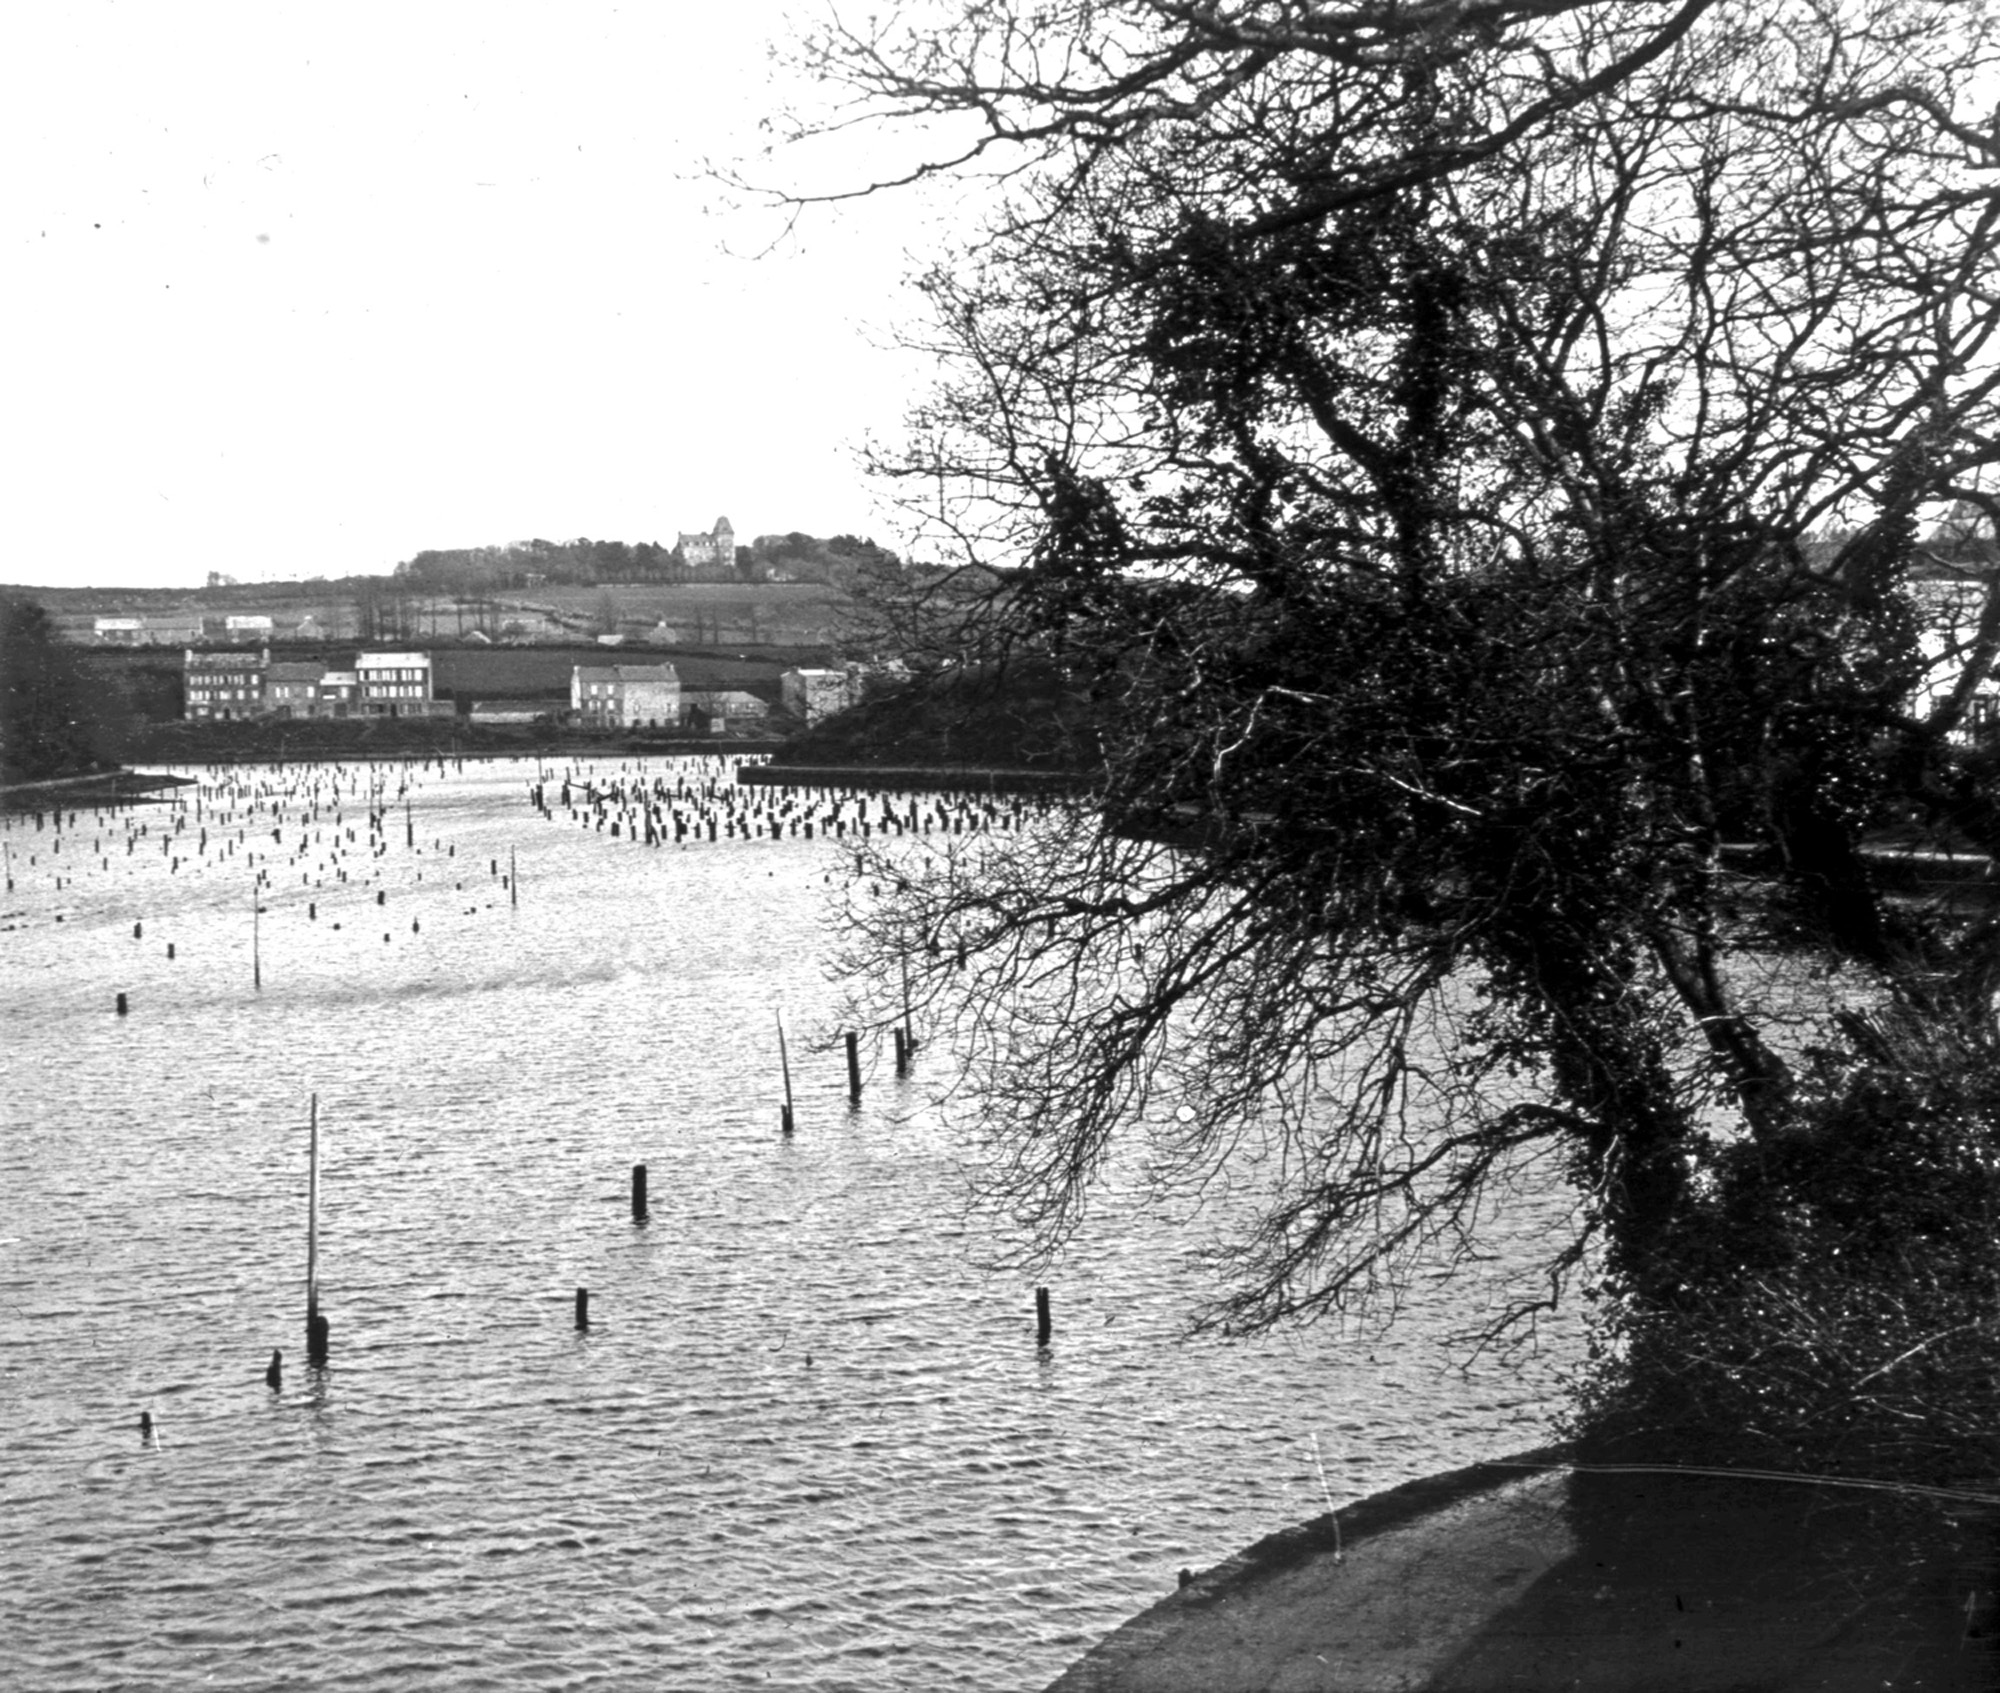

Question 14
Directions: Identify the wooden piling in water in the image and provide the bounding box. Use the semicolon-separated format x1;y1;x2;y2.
306;1093;328;1365
115;991;128;1016
510;847;518;908
1036;1287;1052;1346
777;1013;796;1135
575;1287;590;1330
631;1162;648;1220
846;1031;862;1105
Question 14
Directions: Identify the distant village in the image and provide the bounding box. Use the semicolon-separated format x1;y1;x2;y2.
31;513;2000;747
26;517;897;738
182;648;852;733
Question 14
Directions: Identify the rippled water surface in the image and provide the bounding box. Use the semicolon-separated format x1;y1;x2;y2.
2;758;1582;1691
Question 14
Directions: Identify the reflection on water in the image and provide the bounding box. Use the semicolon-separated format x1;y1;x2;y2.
0;758;1580;1691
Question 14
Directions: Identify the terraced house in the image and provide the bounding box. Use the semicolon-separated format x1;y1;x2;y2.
266;662;325;716
181;649;438;719
355;651;437;716
183;648;270;720
570;663;681;728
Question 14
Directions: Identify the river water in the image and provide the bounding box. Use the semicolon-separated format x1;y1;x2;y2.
1;757;1582;1692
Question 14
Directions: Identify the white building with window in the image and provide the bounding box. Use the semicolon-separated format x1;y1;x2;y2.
356;651;434;716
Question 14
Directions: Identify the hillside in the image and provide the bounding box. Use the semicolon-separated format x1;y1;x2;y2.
6;580;861;651
773;658;1109;773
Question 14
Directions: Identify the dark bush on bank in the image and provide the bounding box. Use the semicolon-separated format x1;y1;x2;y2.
1567;1012;2000;1492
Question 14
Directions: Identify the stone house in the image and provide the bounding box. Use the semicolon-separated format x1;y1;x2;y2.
682;688;770;733
1910;574;2000;739
266;662;326;717
570;663;682;728
780;667;849;724
320;670;360;715
183;648;270;719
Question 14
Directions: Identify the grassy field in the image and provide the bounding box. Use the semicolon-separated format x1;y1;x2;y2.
505;583;852;646
11;580;859;649
429;645;811;701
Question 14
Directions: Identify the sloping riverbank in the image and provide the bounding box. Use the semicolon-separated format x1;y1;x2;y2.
1045;1452;1996;1692
0;768;193;812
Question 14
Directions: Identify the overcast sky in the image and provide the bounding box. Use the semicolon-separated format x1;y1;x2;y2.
5;2;946;590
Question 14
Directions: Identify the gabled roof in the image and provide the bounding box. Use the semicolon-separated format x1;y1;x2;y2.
574;663;680;684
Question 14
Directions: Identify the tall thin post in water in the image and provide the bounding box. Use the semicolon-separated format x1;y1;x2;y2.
306;1093;328;1363
510;846;518;908
777;1013;795;1135
307;1093;318;1319
900;952;915;1057
253;875;262;989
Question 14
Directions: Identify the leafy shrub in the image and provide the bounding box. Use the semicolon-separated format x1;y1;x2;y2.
1568;1011;2000;1491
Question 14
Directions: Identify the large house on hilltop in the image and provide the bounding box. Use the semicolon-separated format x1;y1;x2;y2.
675;516;736;577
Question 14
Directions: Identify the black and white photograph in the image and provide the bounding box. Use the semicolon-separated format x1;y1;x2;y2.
4;4;1996;1689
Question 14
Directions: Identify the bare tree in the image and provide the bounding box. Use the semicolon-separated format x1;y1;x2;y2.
789;0;2000;1475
